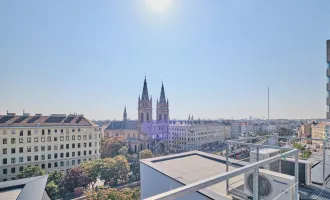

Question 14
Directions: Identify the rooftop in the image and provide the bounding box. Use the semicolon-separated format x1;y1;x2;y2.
0;114;96;127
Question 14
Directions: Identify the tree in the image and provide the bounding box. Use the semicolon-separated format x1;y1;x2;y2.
101;136;127;158
16;166;45;179
46;181;60;199
100;156;130;186
47;170;63;185
85;187;140;200
278;128;294;137
58;167;90;195
140;149;154;159
118;146;128;157
81;160;104;188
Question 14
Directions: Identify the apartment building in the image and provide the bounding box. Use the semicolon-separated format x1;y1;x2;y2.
312;123;330;147
168;120;231;152
0;113;101;182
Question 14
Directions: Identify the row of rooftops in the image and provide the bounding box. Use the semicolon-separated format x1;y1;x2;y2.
0;113;96;127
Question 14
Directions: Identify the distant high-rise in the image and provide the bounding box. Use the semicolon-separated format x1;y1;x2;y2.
327;40;330;119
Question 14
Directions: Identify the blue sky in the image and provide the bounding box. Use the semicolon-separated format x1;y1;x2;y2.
1;0;330;120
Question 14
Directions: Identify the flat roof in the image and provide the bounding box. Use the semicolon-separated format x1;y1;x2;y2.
141;151;249;200
0;188;22;200
251;148;280;155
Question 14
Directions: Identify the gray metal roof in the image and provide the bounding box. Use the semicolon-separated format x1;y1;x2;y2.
0;175;50;200
106;120;138;130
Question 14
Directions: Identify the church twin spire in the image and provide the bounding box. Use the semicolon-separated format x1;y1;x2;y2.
141;75;149;101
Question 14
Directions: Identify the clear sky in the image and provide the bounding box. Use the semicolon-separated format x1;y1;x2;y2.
1;0;330;120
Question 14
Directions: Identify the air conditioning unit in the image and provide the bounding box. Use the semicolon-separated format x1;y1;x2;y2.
244;169;295;200
250;148;281;172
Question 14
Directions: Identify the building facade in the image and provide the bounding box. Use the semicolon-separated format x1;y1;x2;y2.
312;123;330;147
168;120;231;152
327;39;330;119
0;113;101;182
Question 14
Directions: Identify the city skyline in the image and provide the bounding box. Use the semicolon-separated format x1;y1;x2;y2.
1;1;330;120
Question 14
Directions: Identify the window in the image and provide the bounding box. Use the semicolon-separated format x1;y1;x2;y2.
27;146;31;152
55;129;57;133
54;153;58;159
3;138;7;144
83;135;86;140
95;150;97;154
19;166;23;172
72;135;75;140
89;150;92;155
41;164;45;169
12;130;16;134
95;134;97;139
3;179;7;182
3;158;7;164
19;157;23;162
54;162;58;167
28;130;31;136
41;155;45;160
27;156;31;162
89;142;92;147
66;136;69;141
66;144;69;149
72;160;75;165
78;151;81;156
54;137;58;141
11;148;15;154
19;130;23;136
48;163;51;168
11;138;15;144
34;155;38;161
34;137;38;142
78;135;81;140
61;129;63;133
11;167;15;173
84;143;87;148
3;148;7;154
27;137;31;143
41;137;45;142
19;147;23;153
60;153;64;158
78;143;81;148
48;129;51;134
54;145;58;150
66;161;69;166
60;136;64;141
66;152;69;157
72;143;75;148
11;157;16;163
42;129;45;135
47;145;51;151
41;145;45;151
34;146;38;152
95;142;97;147
47;136;51;142
72;129;75;133
72;152;75;157
48;154;51;159
60;161;64;166
84;151;86;155
3;168;7;174
60;144;64;150
89;134;92;139
78;159;81;164
78;128;80;132
19;138;23;143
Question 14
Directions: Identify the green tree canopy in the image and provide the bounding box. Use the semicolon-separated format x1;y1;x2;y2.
100;156;130;186
46;181;60;199
16;166;45;179
118;146;129;157
140;149;154;159
47;170;63;185
81;160;104;188
101;136;127;158
85;187;140;200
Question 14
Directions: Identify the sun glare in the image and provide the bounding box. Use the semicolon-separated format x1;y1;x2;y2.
146;0;172;13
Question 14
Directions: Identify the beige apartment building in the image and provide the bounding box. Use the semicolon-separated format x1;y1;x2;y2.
0;113;101;182
312;123;330;147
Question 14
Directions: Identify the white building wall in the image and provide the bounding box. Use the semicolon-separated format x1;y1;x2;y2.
140;162;209;200
0;126;101;181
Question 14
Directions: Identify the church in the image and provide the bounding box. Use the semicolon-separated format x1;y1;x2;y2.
105;76;169;154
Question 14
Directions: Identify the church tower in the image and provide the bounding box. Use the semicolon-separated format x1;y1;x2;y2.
157;82;169;122
123;106;127;121
138;76;152;126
